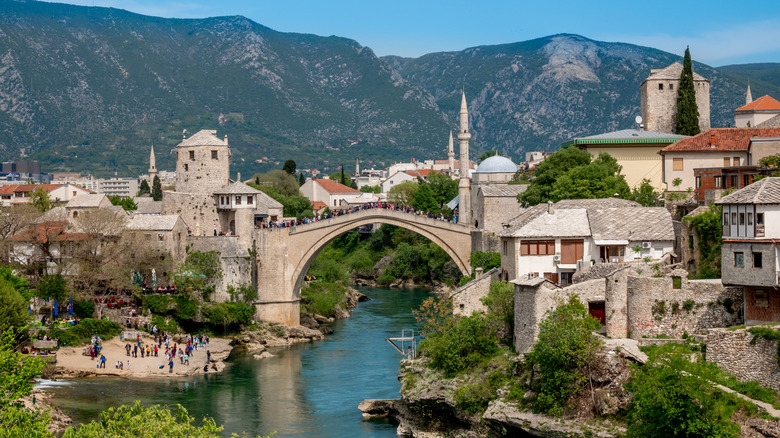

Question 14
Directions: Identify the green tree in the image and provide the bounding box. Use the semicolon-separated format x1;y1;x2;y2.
478;150;501;162
527;295;602;416
0;278;29;332
419;314;499;378
360;185;380;193
388;181;418;206
30;187;52;212
137;179;151;196
254;170;301;197
109;195;137;211
0;328;49;436
328;171;356;189
151;175;163;201
518;146;592;206
675;47;701;136
413;183;437;212
282;159;297;175
37;273;68;302
426;171;458;208
298;173;305;186
630;178;662;206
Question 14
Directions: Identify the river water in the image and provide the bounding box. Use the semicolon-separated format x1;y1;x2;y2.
43;286;431;437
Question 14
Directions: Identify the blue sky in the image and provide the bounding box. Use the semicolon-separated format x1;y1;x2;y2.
53;0;780;66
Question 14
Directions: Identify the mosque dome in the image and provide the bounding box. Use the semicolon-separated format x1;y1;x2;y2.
474;155;517;173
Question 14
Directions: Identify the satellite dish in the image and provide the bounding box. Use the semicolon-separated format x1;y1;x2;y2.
635;116;643;124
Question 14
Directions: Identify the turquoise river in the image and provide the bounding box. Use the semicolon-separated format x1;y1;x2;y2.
43;286;431;437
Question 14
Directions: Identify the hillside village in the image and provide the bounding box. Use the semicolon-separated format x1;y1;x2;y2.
3;44;780;436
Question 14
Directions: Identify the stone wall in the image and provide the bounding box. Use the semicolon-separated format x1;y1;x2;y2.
626;270;743;338
162;191;219;238
451;268;500;316
513;277;606;355
707;328;780;392
185;235;253;302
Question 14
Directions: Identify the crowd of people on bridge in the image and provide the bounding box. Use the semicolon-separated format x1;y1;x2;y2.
257;201;460;230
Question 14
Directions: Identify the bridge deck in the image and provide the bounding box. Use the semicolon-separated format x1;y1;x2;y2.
287;207;471;235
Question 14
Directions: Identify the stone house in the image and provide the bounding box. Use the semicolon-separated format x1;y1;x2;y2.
640;61;710;134
563;129;686;190
65;193;113;219
125;214;189;261
300;178;363;208
214;181;283;237
716;177;780;323
658;127;780;192
498;198;673;286
380;171;419;194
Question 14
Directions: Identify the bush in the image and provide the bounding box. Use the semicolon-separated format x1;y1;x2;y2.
469;251;501;271
73;300;95;319
419;314;499;378
481;281;514;344
143;295;174;314
151;314;180;334
203;302;255;331
526;296;602;416
49;318;122;347
301;281;348;318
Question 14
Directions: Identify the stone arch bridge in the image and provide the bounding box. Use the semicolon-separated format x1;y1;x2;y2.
252;209;473;326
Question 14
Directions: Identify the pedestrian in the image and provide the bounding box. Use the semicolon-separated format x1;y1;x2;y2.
169;359;173;374
140;347;144;358
125;343;131;356
127;360;130;371
179;351;184;364
133;345;138;358
100;355;106;368
207;350;211;362
154;344;158;357
184;353;189;365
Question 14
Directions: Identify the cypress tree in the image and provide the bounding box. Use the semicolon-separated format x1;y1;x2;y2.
298;173;305;186
152;175;163;201
675;47;701;136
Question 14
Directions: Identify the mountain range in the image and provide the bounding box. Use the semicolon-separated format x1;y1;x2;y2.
0;0;777;177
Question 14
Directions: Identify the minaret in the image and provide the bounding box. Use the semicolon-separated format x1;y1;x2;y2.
447;131;455;175
355;158;360;177
148;144;157;178
746;82;753;105
457;91;472;227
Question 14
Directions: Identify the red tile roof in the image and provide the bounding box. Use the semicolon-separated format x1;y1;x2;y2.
11;184;63;193
9;221;90;243
0;185;18;195
310;200;327;211
736;95;780;112
313;178;360;193
659;127;780;153
405;169;434;177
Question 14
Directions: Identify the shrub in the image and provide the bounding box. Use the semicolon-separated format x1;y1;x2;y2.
301;281;347;318
481;281;514;344
419;314;499;378
526;295;602;416
151;314;180;334
49;318;122;347
73;300;95;319
143;295;174;314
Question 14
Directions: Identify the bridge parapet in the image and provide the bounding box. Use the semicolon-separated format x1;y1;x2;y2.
288;208;470;235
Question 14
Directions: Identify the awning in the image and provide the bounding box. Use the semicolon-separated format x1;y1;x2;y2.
594;240;629;246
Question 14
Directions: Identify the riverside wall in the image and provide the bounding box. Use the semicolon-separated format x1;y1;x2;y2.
707;328;780;392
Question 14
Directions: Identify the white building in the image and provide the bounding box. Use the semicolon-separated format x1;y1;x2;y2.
300;178;363;208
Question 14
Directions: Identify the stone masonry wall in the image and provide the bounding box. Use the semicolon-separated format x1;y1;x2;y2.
627;270;742;338
162;191;220;238
185;236;253;302
707;328;780;392
452;269;500;316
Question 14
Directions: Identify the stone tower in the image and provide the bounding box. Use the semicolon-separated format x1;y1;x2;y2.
640;62;710;134
447;131;455;175
458;91;472;226
148;144;157;178
174;129;231;194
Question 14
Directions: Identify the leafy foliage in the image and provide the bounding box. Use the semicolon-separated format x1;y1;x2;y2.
413;294;453;336
73;299;95;319
174;251;222;291
109;195;137;211
37;274;68;302
137;179;151;196
226;283;258;303
282;159;296;175
0;277;30;332
49;318;122;347
684;204;722;278
481;281;515;345
469;251;501;271
301;281;348;318
30;187;53;212
526;295;602;416
387;181;418;206
629;178;662;206
419;314;500;378
518;147;630;207
412;183;437;212
248;177;313;219
0;328;50;436
675;47;701;136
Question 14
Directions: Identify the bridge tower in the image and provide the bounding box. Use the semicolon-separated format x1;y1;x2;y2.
458;91;472;226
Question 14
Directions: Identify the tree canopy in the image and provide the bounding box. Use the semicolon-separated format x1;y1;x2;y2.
30;187;52;212
518;147;630;207
137;179;151;197
151;175;163;201
282;159;296;175
675;47;701;136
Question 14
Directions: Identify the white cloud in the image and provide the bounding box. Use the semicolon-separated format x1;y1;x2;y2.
604;19;780;65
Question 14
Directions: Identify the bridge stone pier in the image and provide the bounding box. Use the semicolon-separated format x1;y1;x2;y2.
252;209;473;326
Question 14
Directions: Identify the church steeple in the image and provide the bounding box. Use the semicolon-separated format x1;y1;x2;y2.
148;144;157;177
746;82;753;105
457;90;472;228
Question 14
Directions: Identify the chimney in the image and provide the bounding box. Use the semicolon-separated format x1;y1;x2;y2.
475;267;484;280
547;200;554;214
710;133;716;148
237;172;241;182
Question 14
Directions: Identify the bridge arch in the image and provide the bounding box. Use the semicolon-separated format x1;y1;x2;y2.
287;209;473;301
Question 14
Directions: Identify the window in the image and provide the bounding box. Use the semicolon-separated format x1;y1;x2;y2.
72;191;77;196
714;176;723;188
211;150;218;160
248;196;253;204
724;157;731;167
695;177;701;189
520;240;555;256
189;150;195;161
734;252;744;268
659;84;664;90
669;83;674;90
235;196;242;205
732;213;737;226
748;213;753;226
184;163;189;171
757;213;764;225
730;175;738;188
503;240;507;255
673;158;683;171
733;157;740;167
739;213;745;225
158;234;164;241
753;252;763;268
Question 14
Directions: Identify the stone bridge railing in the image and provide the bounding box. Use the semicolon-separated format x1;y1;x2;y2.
287;208;470;235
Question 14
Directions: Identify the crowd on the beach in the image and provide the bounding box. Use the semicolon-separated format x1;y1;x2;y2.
88;325;217;374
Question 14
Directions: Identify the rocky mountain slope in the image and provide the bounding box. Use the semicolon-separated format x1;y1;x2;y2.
0;1;777;176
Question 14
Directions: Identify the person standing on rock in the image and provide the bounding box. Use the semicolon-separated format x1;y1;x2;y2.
125;343;131;356
207;350;211;362
168;358;174;374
